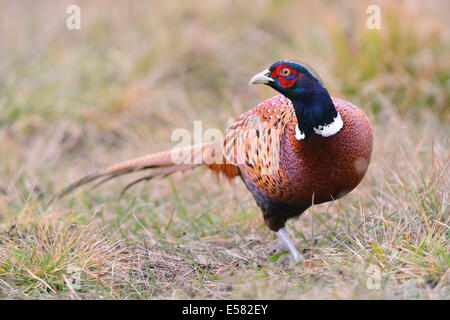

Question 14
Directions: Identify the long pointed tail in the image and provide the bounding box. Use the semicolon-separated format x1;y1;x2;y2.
51;141;239;202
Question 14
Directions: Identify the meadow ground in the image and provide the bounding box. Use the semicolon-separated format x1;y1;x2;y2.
0;0;448;299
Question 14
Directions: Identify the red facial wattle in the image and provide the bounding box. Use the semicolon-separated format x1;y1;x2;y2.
270;64;302;88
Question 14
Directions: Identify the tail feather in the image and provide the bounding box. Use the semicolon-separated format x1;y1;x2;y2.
119;163;197;197
51;141;239;202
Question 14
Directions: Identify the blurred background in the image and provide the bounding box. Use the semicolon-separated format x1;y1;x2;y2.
0;0;448;299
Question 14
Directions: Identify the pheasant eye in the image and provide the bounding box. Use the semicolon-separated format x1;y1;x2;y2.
280;67;291;77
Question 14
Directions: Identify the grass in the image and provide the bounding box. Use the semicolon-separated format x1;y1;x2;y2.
0;0;449;299
0;209;131;298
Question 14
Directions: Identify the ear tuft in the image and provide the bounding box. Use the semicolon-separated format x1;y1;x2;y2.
284;60;324;85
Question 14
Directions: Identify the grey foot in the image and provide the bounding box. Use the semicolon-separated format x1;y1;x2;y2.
276;227;304;263
267;240;289;256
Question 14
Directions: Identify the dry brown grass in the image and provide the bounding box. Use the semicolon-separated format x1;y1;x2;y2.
0;208;133;298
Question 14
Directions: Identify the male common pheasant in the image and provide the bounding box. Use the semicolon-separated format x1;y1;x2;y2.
56;60;373;262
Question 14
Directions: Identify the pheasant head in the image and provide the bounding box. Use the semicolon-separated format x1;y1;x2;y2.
249;60;342;139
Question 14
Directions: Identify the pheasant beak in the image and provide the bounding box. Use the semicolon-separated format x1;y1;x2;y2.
249;69;274;85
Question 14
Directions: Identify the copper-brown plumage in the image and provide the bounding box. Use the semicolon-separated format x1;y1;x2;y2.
224;95;372;231
55;60;373;262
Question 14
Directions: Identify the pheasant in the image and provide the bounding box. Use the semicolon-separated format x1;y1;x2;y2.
55;60;373;262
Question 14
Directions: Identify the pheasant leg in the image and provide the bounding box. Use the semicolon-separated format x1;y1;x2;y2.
276;227;304;262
